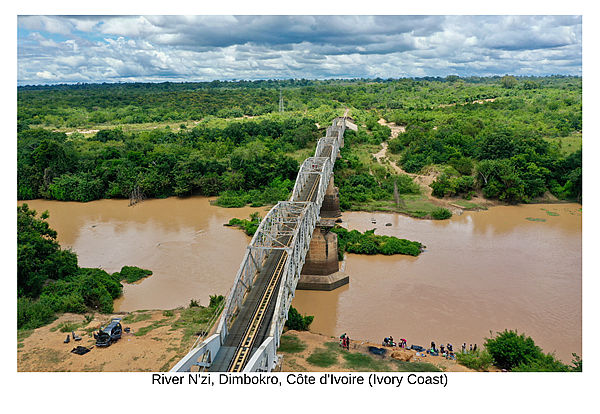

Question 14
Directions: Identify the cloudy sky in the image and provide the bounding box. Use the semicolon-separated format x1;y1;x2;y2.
17;15;582;85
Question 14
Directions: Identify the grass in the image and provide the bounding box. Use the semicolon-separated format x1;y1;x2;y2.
50;321;83;333
349;194;441;219
306;348;338;368
169;305;223;344
525;217;546;222
122;312;153;324
17;329;34;349
134;318;171;336
543;132;582;156
342;352;391;371
392;360;442;372
278;334;307;354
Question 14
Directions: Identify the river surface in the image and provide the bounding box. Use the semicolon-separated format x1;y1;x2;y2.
21;198;581;362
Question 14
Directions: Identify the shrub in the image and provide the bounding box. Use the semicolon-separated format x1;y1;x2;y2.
331;226;423;257
457;350;494;371
285;306;314;331
431;208;452;220
512;352;569;372
117;266;153;283
484;329;543;370
209;294;224;308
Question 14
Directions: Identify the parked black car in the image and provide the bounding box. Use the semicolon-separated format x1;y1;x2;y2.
94;318;122;347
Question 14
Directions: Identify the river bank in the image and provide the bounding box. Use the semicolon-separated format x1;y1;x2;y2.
17;309;475;372
19;197;582;363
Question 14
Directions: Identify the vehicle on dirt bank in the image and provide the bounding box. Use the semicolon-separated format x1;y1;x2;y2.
94;318;122;347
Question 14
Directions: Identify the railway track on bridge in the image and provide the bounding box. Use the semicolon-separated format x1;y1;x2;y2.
225;175;321;371
172;116;347;373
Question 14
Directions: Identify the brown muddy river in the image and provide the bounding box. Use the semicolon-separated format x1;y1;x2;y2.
21;198;581;362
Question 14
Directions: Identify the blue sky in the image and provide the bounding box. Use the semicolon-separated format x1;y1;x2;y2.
17;15;582;85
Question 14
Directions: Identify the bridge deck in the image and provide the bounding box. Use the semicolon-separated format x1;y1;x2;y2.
208;173;321;371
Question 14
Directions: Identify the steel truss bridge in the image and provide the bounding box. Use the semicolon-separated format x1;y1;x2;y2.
171;117;347;372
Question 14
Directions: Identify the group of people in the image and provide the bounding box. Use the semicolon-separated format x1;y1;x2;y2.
428;342;478;360
382;336;407;348
339;333;350;350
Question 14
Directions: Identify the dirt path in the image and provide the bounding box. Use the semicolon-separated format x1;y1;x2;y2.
371;119;498;213
373;119;438;198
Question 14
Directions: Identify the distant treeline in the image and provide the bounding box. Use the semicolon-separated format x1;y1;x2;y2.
17;76;581;206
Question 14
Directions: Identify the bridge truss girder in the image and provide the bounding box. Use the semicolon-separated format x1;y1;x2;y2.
171;117;348;372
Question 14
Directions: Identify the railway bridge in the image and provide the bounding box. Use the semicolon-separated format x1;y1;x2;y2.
171;116;353;372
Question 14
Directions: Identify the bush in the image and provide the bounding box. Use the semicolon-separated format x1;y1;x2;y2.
456;350;494;371
332;226;423;257
209;294;224;308
484;329;543;370
117;266;153;283
285;306;314;331
431;208;452;220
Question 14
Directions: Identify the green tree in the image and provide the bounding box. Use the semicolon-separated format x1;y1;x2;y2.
501;75;518;89
484;330;543;370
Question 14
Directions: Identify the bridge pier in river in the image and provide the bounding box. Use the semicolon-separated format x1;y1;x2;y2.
297;176;349;291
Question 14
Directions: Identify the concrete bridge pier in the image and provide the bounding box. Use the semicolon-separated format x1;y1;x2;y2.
320;176;341;219
297;178;348;291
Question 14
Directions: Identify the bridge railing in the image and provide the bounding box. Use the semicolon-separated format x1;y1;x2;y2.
170;334;221;372
290;156;332;205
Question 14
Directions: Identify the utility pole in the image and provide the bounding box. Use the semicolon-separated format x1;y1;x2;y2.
279;89;284;113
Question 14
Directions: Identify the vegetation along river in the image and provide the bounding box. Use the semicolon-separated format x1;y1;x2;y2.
22;198;581;362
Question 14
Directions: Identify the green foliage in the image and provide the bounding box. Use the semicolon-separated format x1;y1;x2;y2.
17;77;581;207
215;178;294;208
189;299;200;308
116;266;153;283
501;75;518;89
570;353;583;372
17;204;78;297
15;204;157;330
342;352;390;371
483;329;567;371
306;348;338;368
511;352;569;372
430;173;475;198
392;360;442;372
278;334;307;353
226;213;262;236
456;350;494;371
209;294;225;308
285;306;314;331
332;226;423;257
431;208;452;220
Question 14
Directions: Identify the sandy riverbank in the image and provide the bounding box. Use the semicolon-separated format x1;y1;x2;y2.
18;310;478;372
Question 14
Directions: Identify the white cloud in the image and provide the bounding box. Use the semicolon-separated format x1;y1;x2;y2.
17;15;582;85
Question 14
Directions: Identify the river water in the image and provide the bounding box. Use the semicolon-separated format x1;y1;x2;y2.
21;198;581;362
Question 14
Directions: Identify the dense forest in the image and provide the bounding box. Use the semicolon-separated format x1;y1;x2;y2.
17;75;582;215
